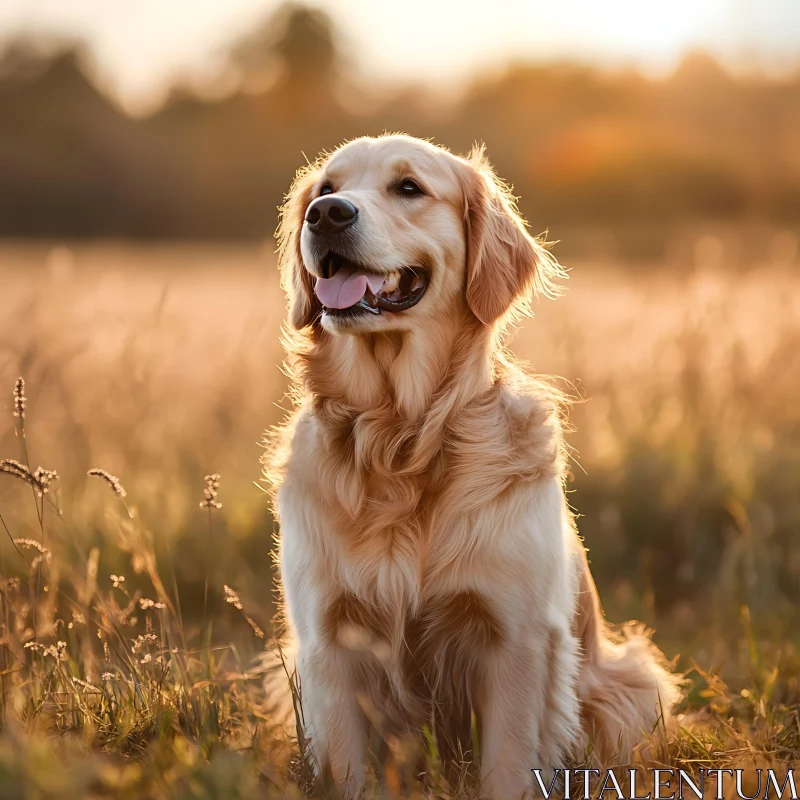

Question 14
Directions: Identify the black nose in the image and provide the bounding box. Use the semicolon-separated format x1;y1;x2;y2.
305;196;358;236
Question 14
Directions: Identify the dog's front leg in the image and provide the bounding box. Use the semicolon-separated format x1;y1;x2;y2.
297;642;368;797
477;629;580;800
478;640;545;800
278;476;368;796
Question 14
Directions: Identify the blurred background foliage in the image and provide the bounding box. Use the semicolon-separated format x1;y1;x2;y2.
1;3;799;250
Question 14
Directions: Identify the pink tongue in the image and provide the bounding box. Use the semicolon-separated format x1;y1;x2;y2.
315;264;385;310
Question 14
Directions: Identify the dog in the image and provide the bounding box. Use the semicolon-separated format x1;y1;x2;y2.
264;134;681;798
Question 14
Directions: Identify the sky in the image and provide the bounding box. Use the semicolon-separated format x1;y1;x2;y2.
1;0;799;112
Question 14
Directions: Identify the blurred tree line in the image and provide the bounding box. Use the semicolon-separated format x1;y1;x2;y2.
1;3;799;244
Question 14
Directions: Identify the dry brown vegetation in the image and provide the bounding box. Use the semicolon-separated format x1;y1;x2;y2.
0;239;798;797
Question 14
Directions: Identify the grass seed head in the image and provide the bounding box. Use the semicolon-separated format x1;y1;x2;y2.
14;538;50;556
32;466;59;494
139;598;165;610
223;585;265;638
223;584;243;610
1;459;59;495
200;473;222;509
13;377;25;419
0;459;30;481
87;468;128;498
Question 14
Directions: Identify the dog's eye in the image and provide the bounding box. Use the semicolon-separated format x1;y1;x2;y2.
395;179;424;197
319;184;334;196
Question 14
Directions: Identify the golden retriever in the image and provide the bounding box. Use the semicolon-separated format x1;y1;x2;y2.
265;134;681;799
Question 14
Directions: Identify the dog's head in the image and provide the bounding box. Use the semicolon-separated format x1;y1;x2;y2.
278;135;563;334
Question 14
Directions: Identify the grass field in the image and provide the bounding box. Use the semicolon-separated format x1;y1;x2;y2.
0;238;798;797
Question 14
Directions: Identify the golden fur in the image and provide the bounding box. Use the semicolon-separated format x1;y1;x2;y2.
265;135;681;798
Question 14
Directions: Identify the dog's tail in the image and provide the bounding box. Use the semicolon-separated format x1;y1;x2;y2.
573;547;682;764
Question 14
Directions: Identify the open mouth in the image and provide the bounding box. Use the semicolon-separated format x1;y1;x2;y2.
314;252;428;316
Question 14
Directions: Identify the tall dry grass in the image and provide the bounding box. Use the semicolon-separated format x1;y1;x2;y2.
0;237;798;797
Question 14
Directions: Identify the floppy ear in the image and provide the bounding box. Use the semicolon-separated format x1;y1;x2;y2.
276;166;322;330
461;151;564;327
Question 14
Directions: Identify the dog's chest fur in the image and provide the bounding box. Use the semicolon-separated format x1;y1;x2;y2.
327;587;501;743
276;377;564;733
305;379;560;593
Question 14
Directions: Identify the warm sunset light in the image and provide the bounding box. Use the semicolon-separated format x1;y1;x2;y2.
0;0;798;796
1;0;798;108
